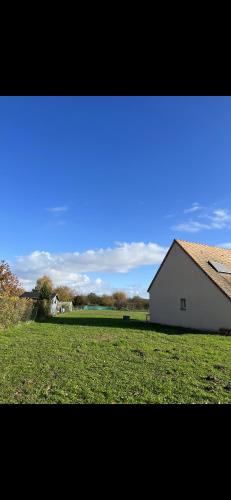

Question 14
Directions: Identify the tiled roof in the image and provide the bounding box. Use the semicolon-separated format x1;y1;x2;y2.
176;239;231;302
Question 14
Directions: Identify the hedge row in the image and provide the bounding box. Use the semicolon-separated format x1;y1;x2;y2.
36;299;51;320
0;296;36;329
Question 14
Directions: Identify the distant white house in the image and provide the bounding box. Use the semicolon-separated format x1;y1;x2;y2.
148;239;231;332
59;301;73;313
50;294;60;315
20;291;60;316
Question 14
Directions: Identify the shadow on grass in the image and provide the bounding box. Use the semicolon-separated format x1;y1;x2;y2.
37;315;210;335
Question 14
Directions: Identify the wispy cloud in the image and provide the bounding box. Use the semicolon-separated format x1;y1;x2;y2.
172;208;231;233
47;206;68;213
164;213;177;219
172;221;211;233
165;202;203;220
208;209;231;225
184;202;203;214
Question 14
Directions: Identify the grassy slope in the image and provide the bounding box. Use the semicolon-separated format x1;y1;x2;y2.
0;310;230;404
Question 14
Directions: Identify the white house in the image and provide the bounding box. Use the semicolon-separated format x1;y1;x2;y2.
20;291;60;316
59;301;73;313
50;293;60;315
148;239;231;332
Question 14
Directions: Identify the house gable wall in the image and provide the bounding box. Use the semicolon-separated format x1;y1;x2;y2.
149;241;231;331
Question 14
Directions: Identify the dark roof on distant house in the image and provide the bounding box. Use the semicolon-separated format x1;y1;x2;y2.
20;290;41;299
20;291;59;300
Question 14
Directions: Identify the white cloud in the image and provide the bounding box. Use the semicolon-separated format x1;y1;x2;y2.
15;242;167;275
172;221;211;233
14;242;167;295
209;209;231;224
95;278;103;284
172;208;231;233
47;206;68;213
19;272;149;298
19;274;107;295
184;202;203;214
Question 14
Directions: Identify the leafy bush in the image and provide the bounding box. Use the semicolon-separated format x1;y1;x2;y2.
0;295;35;329
0;261;24;296
36;299;51;320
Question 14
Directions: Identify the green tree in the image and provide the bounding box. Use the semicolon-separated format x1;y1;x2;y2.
73;295;87;307
87;293;101;305
40;282;52;300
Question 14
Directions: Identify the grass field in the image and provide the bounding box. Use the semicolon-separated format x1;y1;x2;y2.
0;310;230;404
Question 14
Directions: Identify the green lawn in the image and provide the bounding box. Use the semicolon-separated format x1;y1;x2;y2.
0;310;230;404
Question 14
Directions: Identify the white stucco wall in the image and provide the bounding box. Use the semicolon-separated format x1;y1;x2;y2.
50;296;59;315
149;242;231;332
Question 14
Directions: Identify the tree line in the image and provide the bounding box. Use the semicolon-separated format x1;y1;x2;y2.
34;276;149;310
72;292;149;310
0;263;149;311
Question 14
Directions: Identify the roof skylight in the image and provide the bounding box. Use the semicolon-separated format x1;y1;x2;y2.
208;260;231;274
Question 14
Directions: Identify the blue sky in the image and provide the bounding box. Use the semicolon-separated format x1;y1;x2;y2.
1;95;231;297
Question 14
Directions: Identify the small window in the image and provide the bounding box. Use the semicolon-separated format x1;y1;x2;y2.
180;298;186;311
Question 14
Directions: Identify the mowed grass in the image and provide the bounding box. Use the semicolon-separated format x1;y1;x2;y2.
0;310;231;404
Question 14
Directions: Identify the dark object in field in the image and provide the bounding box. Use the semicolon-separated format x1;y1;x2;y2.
219;328;231;336
214;364;226;371
132;349;145;357
205;385;216;392
205;375;219;382
224;384;231;392
123;315;130;321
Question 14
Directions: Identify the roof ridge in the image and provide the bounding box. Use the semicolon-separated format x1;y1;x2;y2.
175;239;231;251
